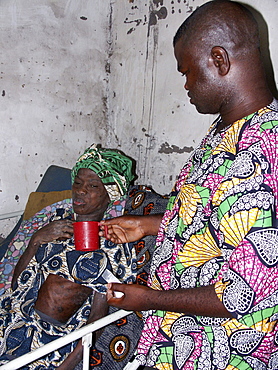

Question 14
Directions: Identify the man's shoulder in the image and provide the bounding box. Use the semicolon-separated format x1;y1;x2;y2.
249;98;278;130
235;99;278;143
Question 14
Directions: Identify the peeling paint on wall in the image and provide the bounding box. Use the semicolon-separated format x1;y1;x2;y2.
159;142;194;154
149;6;168;27
124;0;197;36
107;0;206;193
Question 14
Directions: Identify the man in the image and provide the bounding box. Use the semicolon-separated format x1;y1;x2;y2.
102;1;278;369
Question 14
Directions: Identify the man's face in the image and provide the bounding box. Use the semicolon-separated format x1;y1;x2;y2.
72;168;110;219
174;39;222;115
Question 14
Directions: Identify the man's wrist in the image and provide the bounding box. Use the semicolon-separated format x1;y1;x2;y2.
141;214;162;236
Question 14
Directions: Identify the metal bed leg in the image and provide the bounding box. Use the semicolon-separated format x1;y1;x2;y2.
82;333;92;370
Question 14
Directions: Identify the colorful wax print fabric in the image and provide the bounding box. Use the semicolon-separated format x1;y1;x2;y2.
0;196;131;295
0;196;136;369
0;199;72;295
135;100;278;370
0;241;106;369
89;186;169;370
71;143;135;197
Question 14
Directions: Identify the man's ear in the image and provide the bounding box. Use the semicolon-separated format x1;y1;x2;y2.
211;46;230;76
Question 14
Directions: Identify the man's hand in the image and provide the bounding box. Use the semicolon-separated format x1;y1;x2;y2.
99;214;163;244
99;215;145;244
107;282;154;311
106;283;232;318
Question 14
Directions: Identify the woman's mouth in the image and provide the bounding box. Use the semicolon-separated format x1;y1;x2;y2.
73;199;86;206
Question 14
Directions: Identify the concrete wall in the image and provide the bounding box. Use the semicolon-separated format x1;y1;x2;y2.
0;0;111;236
107;0;278;193
1;0;277;237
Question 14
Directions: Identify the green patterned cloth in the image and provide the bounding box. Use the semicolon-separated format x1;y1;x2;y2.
71;144;135;199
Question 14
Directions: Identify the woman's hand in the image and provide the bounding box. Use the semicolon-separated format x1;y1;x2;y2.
12;220;73;289
99;214;163;244
32;219;73;245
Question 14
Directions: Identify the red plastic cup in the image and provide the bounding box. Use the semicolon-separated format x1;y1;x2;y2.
73;221;100;251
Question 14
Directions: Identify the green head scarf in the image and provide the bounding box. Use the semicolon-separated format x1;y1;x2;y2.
71;144;135;201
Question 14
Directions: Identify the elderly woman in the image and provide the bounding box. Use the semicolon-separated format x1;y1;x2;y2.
0;144;136;369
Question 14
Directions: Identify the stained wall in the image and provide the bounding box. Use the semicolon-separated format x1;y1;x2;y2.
1;0;277;237
0;0;111;236
107;0;278;193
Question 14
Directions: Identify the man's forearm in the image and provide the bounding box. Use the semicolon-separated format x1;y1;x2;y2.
150;285;232;317
142;214;163;236
108;283;232;318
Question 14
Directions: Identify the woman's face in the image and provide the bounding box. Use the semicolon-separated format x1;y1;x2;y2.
72;168;110;221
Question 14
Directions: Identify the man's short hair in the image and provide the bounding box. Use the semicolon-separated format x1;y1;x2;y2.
173;0;260;58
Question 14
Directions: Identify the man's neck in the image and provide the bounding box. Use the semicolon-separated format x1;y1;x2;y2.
219;90;273;131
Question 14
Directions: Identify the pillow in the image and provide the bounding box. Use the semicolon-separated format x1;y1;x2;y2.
23;190;72;220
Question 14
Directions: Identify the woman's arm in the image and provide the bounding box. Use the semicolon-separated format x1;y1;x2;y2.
12;219;73;289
